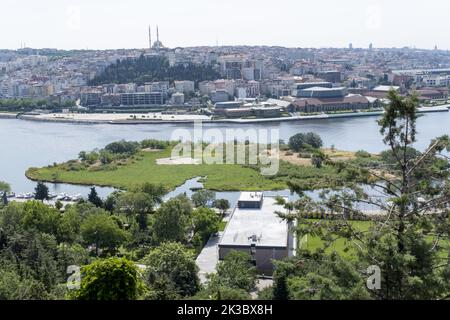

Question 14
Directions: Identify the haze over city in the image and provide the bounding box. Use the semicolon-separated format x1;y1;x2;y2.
2;0;450;50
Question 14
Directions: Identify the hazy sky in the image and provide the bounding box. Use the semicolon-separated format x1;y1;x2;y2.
1;0;449;50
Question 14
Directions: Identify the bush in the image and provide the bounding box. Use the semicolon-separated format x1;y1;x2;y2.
288;132;323;152
140;139;171;150
104;140;140;155
355;150;371;158
298;152;311;159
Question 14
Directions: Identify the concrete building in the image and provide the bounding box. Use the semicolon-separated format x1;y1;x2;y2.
317;71;341;84
174;80;195;94
218;192;294;275
171;92;185;104
297;86;347;99
120;92;164;106
210;90;229;103
292;94;371;113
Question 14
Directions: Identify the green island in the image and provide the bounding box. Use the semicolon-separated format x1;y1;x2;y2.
26;137;372;192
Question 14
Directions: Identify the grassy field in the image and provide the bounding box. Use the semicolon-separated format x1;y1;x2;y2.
299;219;449;259
26;148;288;192
298;220;372;258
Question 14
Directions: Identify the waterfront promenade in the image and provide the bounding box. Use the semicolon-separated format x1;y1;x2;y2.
13;105;450;125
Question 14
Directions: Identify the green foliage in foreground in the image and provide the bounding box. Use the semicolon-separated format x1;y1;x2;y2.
73;257;143;300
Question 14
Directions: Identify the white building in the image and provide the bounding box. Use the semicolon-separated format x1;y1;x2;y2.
172;92;185;104
174;80;195;94
218;192;295;275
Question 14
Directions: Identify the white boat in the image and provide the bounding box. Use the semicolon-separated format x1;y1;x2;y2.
56;193;68;201
71;194;82;201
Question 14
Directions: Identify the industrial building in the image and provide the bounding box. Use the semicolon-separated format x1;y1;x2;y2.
218;192;295;276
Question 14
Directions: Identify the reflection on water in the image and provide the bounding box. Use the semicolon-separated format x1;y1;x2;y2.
1;112;449;198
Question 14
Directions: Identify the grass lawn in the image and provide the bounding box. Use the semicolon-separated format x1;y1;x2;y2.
26;148;287;192
299;219;449;260
299;220;372;258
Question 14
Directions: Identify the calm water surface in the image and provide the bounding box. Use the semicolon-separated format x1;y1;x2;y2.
1;112;449;199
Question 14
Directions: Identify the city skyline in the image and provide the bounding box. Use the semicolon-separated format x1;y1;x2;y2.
1;0;450;50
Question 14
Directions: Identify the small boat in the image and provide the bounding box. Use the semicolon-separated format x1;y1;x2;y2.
6;192;15;198
56;193;68;201
71;194;82;201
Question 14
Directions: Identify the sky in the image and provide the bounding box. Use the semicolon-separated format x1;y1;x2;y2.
1;0;449;50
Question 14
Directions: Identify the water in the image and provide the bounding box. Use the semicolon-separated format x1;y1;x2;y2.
1;112;449;198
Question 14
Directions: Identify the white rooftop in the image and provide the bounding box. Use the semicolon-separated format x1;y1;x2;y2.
373;85;400;92
238;192;263;202
301;86;345;91
219;195;288;248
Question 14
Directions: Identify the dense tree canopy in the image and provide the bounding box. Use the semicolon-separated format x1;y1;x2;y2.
152;195;192;244
89;55;220;86
73;257;143;300
143;242;199;299
288;132;323;152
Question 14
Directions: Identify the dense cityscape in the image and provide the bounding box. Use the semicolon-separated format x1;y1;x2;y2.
2;31;450;121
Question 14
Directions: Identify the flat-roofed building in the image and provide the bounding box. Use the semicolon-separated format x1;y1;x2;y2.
218;192;295;276
297;86;347;99
120;92;164;106
292;95;371;113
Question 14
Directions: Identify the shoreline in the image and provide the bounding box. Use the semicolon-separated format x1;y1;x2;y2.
2;105;449;125
0;112;18;119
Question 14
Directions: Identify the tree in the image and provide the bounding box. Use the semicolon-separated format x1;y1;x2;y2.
311;150;326;169
210;251;257;292
1;191;7;206
34;182;49;201
143;242;199;298
22;200;60;234
191;189;216;208
104;140;140;155
283;90;450;300
152;196;192;244
0;181;10;193
271;253;370;300
116;192;154;231
0;264;50;300
81;210;129;255
213;199;230;217
138;182;166;204
194;285;251;300
288;132;323;152
87;187;103;208
192;207;220;246
305;132;323;149
73;257;144;300
57;205;83;243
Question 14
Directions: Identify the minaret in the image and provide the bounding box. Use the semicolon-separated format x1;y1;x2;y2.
148;25;152;50
157;25;160;48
